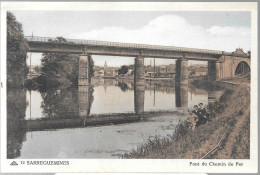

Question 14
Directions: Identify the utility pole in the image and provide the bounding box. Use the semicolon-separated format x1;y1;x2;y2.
30;32;33;78
154;58;156;77
153;84;156;106
30;53;32;78
30;90;31;120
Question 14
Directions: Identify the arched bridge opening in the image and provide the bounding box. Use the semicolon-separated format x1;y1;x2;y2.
235;61;250;75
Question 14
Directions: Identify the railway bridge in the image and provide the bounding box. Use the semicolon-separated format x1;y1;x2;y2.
25;36;251;86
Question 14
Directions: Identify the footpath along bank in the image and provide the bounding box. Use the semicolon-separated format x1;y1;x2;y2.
123;75;250;159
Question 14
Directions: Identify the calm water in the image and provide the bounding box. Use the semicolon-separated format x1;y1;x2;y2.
7;79;223;159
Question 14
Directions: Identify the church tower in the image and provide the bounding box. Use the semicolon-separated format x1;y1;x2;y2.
104;61;107;76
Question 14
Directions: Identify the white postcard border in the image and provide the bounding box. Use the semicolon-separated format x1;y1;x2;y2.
0;2;258;173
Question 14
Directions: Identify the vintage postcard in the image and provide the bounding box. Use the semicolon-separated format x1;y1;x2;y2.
0;2;258;174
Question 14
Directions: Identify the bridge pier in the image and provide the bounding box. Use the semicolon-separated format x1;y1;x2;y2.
78;54;91;86
174;57;188;108
134;56;145;86
134;56;145;115
216;61;221;80
208;60;221;81
175;58;188;85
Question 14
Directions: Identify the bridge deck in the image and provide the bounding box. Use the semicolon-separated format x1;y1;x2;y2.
25;36;224;55
25;36;249;60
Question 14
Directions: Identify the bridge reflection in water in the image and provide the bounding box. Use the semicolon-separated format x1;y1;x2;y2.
175;85;188;109
7;79;223;158
78;86;92;125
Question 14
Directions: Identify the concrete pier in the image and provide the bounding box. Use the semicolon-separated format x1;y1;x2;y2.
134;56;145;115
208;60;222;81
215;61;221;80
175;58;188;85
134;56;145;86
208;60;216;81
78;54;91;86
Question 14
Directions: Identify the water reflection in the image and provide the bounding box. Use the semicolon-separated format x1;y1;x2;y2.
117;81;129;92
78;86;94;123
175;85;188;108
134;84;145;115
41;88;80;119
7;89;27;159
7;79;223;159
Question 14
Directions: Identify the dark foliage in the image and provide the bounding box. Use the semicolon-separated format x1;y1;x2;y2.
7;12;29;88
7;89;27;158
24;77;39;90
33;66;41;74
117;82;129;91
118;65;129;75
37;53;78;88
40;86;94;119
37;51;94;89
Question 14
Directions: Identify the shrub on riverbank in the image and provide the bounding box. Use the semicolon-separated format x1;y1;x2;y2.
123;84;250;159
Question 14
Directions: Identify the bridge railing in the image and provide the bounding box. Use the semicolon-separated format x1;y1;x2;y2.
25;36;223;55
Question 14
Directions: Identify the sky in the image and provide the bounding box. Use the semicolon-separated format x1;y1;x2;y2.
11;11;251;66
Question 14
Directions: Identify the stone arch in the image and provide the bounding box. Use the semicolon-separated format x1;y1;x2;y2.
235;61;250;75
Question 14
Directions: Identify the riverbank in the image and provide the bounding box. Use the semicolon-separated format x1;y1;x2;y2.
24;110;183;131
123;76;250;159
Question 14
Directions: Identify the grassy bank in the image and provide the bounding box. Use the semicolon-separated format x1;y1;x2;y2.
123;81;250;159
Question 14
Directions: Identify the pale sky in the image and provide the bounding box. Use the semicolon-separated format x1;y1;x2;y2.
11;11;251;66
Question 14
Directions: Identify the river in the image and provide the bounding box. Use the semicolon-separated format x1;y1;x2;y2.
7;79;223;159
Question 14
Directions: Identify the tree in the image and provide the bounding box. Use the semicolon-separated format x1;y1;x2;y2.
40;86;94;119
7;12;28;88
89;57;95;78
38;53;79;88
247;50;251;59
33;66;41;74
7;88;27;158
118;65;129;75
38;47;95;89
55;37;67;43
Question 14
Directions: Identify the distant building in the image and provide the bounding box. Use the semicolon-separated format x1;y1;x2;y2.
144;64;175;78
94;68;104;78
144;65;154;73
27;65;41;78
194;66;208;76
188;64;208;77
160;65;167;74
126;68;133;75
103;61;118;78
